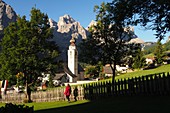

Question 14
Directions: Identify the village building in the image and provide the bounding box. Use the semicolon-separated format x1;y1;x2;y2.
103;64;128;77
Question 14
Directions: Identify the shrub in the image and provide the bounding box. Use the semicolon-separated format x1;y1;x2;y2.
0;103;33;113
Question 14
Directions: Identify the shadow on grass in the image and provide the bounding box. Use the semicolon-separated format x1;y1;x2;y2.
35;95;170;113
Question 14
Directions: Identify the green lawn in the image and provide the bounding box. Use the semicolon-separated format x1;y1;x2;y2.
0;100;90;112
0;100;89;110
1;96;170;113
33;96;170;113
115;64;170;80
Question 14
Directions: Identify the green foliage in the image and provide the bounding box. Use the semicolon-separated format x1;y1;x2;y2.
110;0;170;40
144;43;156;55
154;41;164;64
79;2;138;83
0;7;60;85
16;72;25;87
0;7;60;102
0;103;33;113
84;66;98;78
48;74;54;88
78;37;100;65
132;49;146;69
163;40;170;51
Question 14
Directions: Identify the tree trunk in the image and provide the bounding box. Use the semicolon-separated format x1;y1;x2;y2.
110;62;116;94
110;63;116;83
25;74;32;103
27;86;32;102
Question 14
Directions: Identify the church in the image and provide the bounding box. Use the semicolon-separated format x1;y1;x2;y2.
53;36;84;83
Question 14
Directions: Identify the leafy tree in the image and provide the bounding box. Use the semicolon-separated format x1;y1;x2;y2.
122;43;142;69
132;48;146;69
144;43;157;55
154;40;164;64
0;8;59;102
78;37;100;65
84;66;98;78
164;40;170;51
109;0;170;40
79;2;137;84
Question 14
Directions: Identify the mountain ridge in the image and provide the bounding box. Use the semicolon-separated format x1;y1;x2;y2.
49;14;90;61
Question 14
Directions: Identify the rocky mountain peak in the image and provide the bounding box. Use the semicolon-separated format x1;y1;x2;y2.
49;18;57;28
58;14;75;26
86;20;97;30
56;14;88;39
52;14;90;61
129;37;145;44
0;1;17;31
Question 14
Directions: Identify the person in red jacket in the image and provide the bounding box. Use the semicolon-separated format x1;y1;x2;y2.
64;84;71;102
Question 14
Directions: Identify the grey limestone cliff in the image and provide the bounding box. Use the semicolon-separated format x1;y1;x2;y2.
0;0;17;38
49;14;90;61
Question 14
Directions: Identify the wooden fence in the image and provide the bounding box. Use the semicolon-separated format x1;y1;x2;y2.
0;86;84;103
83;72;170;100
1;72;170;103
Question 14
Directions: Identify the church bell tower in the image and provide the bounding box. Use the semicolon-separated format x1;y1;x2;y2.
68;36;78;76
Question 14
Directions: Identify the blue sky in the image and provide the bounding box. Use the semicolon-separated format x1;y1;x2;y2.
4;0;169;43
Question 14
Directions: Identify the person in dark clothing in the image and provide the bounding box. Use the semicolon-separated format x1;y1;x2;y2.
73;86;78;101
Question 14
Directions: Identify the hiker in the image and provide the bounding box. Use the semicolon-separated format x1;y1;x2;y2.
64;84;71;102
73;86;78;101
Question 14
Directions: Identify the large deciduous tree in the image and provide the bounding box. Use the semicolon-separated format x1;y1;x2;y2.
98;3;139;83
0;7;60;102
79;2;137;83
78;37;100;65
109;0;170;40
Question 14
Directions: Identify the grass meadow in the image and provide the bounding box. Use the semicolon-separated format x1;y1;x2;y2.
115;64;170;80
1;96;170;113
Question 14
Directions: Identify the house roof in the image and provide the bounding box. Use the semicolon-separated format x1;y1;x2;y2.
103;66;113;74
53;73;66;80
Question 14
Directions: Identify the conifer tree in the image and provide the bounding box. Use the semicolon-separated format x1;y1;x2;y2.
0;7;59;102
154;40;164;65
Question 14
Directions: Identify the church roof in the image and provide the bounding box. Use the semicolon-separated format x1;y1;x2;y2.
64;66;77;78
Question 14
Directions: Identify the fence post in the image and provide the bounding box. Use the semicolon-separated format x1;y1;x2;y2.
120;79;124;95
114;80;117;96
141;76;145;95
162;73;166;95
146;76;150;95
150;75;154;95
124;79;128;95
158;73;162;95
165;72;170;95
134;77;139;95
106;81;112;97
